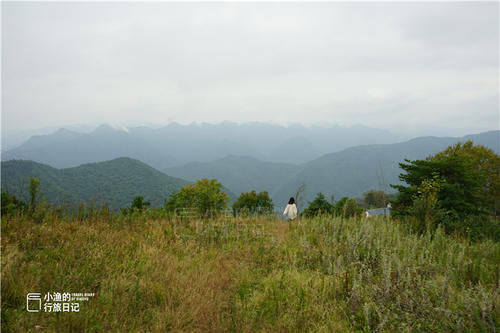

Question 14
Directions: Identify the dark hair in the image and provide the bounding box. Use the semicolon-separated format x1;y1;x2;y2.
288;197;295;205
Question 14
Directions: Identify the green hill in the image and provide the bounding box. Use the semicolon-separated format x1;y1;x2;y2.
1;157;190;210
164;131;500;207
273;131;500;205
3;131;497;210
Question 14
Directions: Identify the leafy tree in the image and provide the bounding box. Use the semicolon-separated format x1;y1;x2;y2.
334;197;349;215
166;179;230;217
331;196;363;218
132;196;151;211
1;191;26;216
232;190;274;216
363;190;388;208
342;198;363;218
302;193;335;217
431;141;500;217
29;177;40;212
391;142;500;237
392;151;486;219
121;196;151;215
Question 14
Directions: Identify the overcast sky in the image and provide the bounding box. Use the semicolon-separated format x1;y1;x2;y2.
2;2;499;137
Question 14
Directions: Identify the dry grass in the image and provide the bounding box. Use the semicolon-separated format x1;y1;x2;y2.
2;214;499;332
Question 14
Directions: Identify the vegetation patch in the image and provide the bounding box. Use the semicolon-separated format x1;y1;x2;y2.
2;214;499;332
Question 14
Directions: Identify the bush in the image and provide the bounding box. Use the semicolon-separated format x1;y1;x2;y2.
342;198;362;218
332;197;363;218
232;190;274;216
302;193;334;217
1;191;26;216
122;196;151;215
165;179;230;218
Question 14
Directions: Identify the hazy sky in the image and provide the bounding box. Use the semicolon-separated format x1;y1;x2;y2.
2;2;499;136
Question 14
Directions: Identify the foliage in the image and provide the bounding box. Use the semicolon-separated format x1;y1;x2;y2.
393;156;483;217
432;140;500;216
1;191;26;216
332;197;363;218
301;193;334;217
165;179;230;218
132;196;151;211
392;141;500;237
408;174;445;232
2;211;499;332
232;190;274;216
334;197;349;214
363;189;388;208
341;198;363;218
29;177;40;211
121;196;151;215
1;158;188;210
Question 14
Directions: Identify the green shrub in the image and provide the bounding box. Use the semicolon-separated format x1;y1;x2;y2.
233;190;274;216
165;179;230;218
1;191;26;216
302;193;334;217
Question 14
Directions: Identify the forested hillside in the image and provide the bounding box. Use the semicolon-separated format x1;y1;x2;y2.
1;158;189;209
3;131;498;209
167;131;500;205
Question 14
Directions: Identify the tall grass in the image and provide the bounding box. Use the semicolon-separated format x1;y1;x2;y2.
2;213;499;332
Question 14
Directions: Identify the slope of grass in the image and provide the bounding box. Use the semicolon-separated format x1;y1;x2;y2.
2;214;499;332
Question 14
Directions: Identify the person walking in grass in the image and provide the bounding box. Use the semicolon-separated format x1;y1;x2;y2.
283;197;298;221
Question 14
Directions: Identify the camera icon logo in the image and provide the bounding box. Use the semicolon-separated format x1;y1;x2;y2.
27;293;41;312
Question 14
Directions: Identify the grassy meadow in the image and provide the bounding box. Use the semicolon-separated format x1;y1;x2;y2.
2;213;499;332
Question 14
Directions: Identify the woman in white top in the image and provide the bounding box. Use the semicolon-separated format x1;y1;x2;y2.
283;197;298;221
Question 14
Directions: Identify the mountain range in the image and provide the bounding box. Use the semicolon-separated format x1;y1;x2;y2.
2;124;498;210
166;131;500;208
2;122;407;169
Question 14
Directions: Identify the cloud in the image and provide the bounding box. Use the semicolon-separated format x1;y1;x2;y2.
2;2;498;135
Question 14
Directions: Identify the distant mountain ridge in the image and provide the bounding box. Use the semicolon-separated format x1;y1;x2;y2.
1;157;190;210
166;131;500;207
165;155;301;196
2;122;407;169
2;128;498;211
